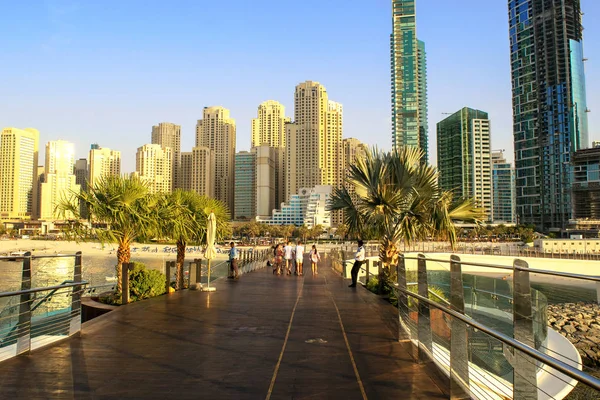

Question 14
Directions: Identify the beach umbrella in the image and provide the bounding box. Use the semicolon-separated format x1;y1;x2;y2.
202;211;217;292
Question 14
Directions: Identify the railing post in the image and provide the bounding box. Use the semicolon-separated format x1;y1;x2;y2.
377;261;383;294
16;252;32;355
189;259;201;285
397;255;408;341
512;259;538;400
449;255;470;399
70;252;83;336
417;253;432;363
365;259;371;285
164;260;174;295
122;262;131;305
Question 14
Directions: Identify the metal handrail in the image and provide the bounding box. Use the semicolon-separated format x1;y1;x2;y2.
402;255;600;283
396;284;600;391
0;281;89;299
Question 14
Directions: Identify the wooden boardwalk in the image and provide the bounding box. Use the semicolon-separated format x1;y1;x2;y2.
0;257;447;399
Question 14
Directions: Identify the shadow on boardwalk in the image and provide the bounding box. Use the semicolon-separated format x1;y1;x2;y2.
0;258;447;400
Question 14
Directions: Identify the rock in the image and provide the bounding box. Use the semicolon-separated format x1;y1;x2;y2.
563;324;577;334
577;325;589;333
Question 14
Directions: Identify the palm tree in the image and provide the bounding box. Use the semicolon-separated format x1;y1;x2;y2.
335;224;349;240
155;190;230;290
329;146;483;270
57;175;157;293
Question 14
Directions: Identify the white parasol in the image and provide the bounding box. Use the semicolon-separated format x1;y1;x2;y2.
202;211;217;292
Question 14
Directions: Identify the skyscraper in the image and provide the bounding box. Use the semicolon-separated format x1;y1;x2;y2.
492;151;516;223
255;145;278;219
251;100;289;208
508;0;589;230
437;108;492;220
286;81;343;212
88;145;121;189
196;106;236;215
234;151;256;221
151;123;181;190
391;0;428;162
40;140;80;220
180;147;214;198
251;100;290;148
74;158;88;218
0;127;39;220
135;144;172;194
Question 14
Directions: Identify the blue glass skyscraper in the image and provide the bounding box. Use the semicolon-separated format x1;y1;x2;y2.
508;0;589;231
391;0;428;163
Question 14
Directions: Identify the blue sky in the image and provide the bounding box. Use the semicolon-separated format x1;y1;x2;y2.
1;0;599;172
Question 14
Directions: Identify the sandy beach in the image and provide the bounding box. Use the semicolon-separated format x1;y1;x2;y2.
0;239;228;260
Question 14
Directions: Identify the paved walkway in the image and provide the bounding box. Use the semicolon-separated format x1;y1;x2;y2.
0;257;447;399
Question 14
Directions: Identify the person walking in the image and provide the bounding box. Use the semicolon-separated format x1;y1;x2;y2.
295;241;305;276
275;243;285;275
284;241;294;275
349;240;365;287
228;242;239;279
309;244;321;275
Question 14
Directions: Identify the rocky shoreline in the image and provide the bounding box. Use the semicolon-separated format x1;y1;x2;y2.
547;302;600;367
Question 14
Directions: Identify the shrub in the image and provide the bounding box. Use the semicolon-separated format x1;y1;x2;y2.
129;263;166;301
366;277;379;293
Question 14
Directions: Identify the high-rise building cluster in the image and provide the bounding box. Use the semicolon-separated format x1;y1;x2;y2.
0;81;357;230
2;0;598;236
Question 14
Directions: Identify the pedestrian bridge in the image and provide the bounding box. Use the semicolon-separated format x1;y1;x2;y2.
1;249;600;399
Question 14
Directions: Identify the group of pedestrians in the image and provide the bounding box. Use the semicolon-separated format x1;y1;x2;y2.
272;241;321;276
229;238;366;286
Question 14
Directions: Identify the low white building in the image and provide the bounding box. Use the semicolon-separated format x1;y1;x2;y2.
534;239;600;254
256;185;331;228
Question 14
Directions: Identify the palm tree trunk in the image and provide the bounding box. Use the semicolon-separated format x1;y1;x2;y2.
176;239;186;290
116;241;131;294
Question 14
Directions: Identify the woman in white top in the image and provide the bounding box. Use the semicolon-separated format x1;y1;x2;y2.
295;241;305;276
309;244;321;276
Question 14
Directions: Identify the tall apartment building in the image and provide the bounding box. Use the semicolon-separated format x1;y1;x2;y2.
0;127;39;220
151;123;181;190
391;0;428;162
492;151;516;223
342;138;368;181
196;106;236;215
180;147;215;198
135;144;172;194
437;108;492;220
40;140;81;220
251;100;289;207
251;100;290;148
255;145;278;219
234;151;256;221
286;82;343;221
508;0;589;231
88;145;121;189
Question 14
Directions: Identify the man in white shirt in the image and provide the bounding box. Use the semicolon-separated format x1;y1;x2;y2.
349;240;365;288
295;241;305;276
284;241;294;275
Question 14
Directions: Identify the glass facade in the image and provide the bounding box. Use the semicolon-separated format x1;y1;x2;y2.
508;0;588;231
391;0;428;163
492;152;516;223
234;151;256;221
